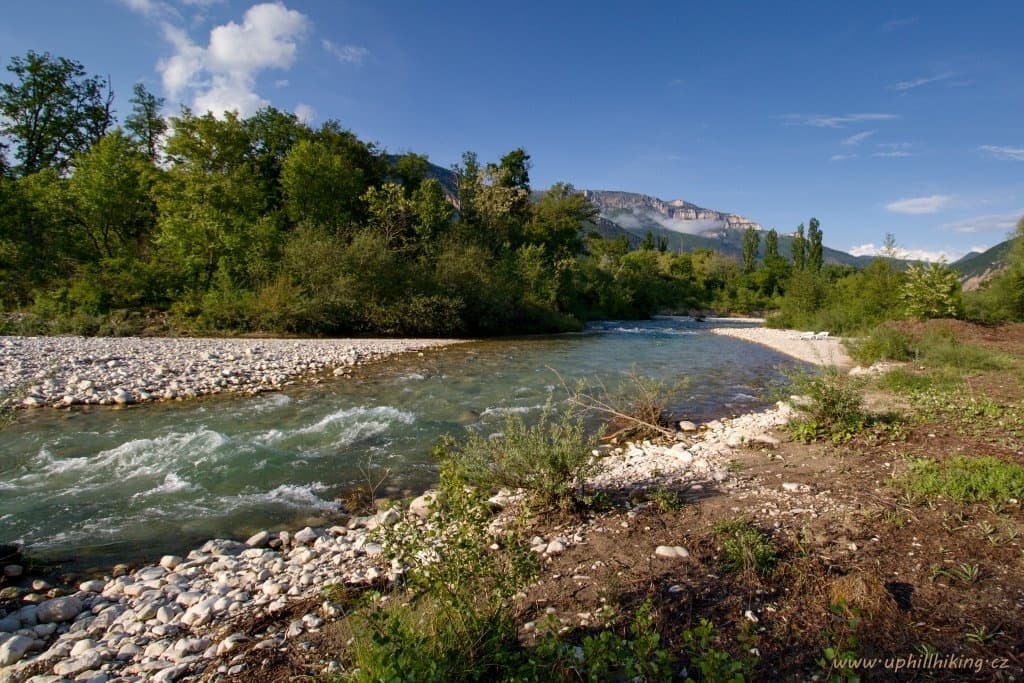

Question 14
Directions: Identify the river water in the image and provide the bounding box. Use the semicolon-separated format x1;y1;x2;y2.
0;319;798;568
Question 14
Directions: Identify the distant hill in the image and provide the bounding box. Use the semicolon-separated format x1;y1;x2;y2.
421;162;887;267
582;190;877;267
953;239;1017;290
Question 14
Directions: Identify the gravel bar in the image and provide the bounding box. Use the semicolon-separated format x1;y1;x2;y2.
0;336;464;409
710;326;852;368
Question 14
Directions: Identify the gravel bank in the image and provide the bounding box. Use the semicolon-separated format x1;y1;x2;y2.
0;337;463;410
0;401;803;681
710;326;852;368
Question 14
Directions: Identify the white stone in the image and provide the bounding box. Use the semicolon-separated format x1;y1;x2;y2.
245;531;271;547
79;580;106;593
160;555;183;570
36;596;83;624
654;545;690;560
0;634;34;666
678;420;698;432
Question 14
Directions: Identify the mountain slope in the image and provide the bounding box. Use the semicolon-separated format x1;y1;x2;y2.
953;238;1017;289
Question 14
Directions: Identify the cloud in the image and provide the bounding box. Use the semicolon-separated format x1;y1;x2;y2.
830;154;858;162
294;103;316;124
119;0;178;19
943;210;1024;234
323;39;369;64
887;72;954;92
782;113;899;128
886;195;954;215
877;142;912;151
156;2;309;117
841;130;877;146
979;145;1024;161
871;151;911;158
667;78;685;87
849;243;963;262
605;210;726;235
881;17;917;32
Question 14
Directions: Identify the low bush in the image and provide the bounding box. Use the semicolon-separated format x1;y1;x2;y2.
900;456;1024;506
913;328;1009;371
713;517;779;576
785;369;867;443
845;325;912;365
433;402;601;509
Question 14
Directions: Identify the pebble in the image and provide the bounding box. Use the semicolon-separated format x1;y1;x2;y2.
654;545;690;560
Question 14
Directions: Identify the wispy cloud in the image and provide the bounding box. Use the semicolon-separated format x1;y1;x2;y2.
782;113;899;128
872;151;912;158
886;194;954;215
943;210;1024;234
841;130;877;146
881;17;918;32
849;242;962;262
887;72;954;92
323;39;369;64
294;103;316;124
157;2;310;117
667;78;685;87
119;0;178;19
979;145;1024;161
830;154;858;162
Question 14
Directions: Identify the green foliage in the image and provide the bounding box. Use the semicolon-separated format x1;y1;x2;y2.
845;325;912;365
878;367;963;396
899;457;1024;506
791;223;807;270
0;50;113;175
786;369;867;443
741;227;759;273
817;602;862;683
913;327;1009;371
713;517;779;576
433;403;600;509
125;83;166;161
807;217;823;272
900;261;962;320
682;618;758;683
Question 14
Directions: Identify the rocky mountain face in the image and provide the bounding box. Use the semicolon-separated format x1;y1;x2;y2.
582;190;762;233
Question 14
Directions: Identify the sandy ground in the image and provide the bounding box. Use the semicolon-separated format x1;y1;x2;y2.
711;326;853;368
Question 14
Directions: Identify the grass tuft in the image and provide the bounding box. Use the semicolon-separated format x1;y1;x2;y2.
900;456;1024;506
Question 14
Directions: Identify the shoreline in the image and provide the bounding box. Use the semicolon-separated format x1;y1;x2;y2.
1;336;466;411
710;325;853;368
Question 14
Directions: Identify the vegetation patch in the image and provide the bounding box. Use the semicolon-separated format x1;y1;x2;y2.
713;517;779;576
899;456;1024;506
785;369;868;443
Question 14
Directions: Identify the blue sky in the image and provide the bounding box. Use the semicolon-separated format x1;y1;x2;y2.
2;1;1022;260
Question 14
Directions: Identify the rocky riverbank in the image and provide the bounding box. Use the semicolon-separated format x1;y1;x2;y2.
0;337;462;410
0;397;801;682
710;326;852;368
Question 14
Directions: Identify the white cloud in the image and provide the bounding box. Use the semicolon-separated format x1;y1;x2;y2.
887;72;954;92
120;0;178;18
877;142;912;151
180;0;225;5
782;113;899;128
294;103;316;124
871;151;911;158
979;145;1024;161
830;154;858;162
841;130;877;146
849;243;963;262
156;2;309;117
943;210;1024;234
881;17;917;32
886;195;954;215
323;39;369;64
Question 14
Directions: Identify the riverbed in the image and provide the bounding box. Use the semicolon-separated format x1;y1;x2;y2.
0;319;800;568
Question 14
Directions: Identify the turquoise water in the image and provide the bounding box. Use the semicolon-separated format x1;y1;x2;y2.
0;320;797;567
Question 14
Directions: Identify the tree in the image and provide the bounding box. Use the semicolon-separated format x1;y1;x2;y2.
0;51;114;175
900;261;962;319
791;223;806;270
363;182;417;250
657;236;669;253
281;137;368;233
807;217;823;271
67;131;156;260
765;228;779;260
525;182;597;259
641;230;655;251
742;227;760;273
125;83;166;161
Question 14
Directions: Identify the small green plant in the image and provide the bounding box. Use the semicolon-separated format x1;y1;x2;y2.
647;487;683;512
949;562;982;585
785;369;867;444
964;624;1001;645
682;618;757;683
563;367;688;441
817;601;862;683
899;456;1024;506
434;401;601;510
713;517;779;576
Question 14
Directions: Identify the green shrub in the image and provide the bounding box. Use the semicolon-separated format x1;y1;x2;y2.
878;368;962;396
786;369;867;443
845;326;912;365
434;403;601;509
900;457;1024;505
913;328;1009;371
713;517;779;576
683;618;759;683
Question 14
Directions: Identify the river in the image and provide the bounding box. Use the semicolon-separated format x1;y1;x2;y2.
0;319;799;569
